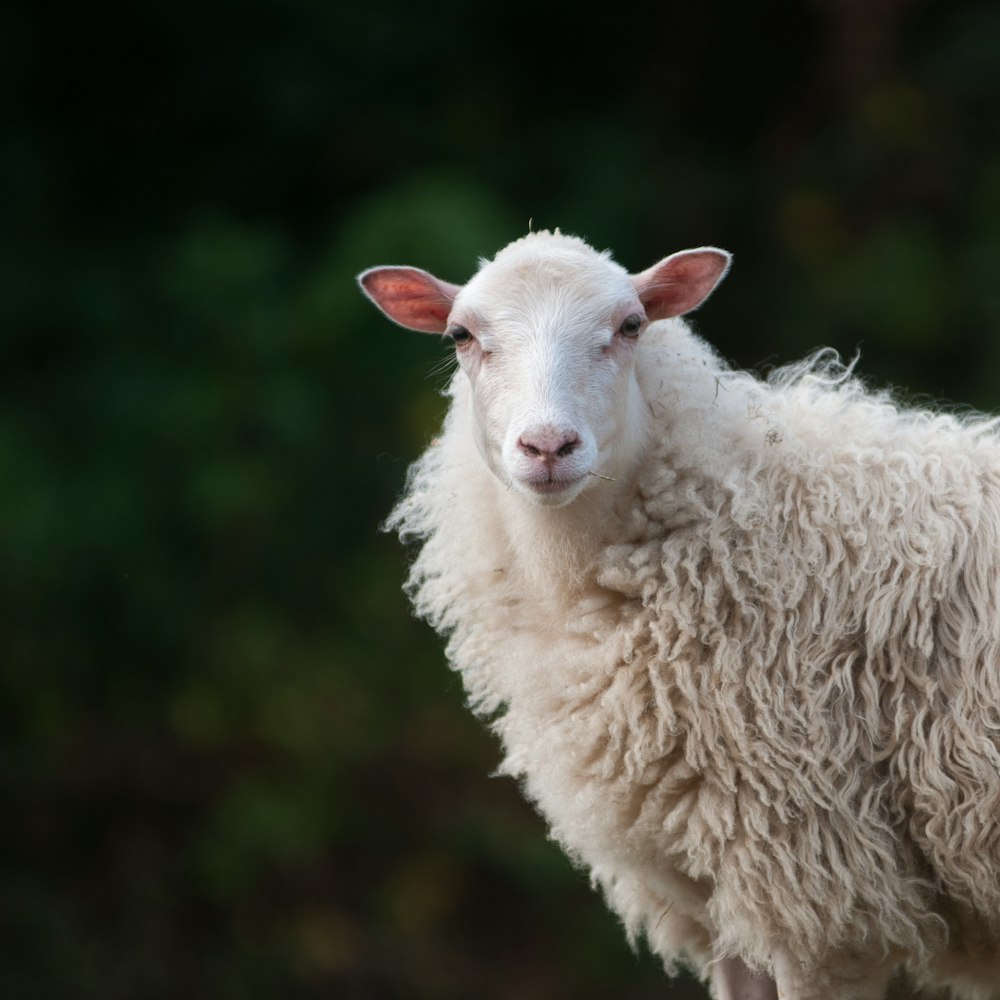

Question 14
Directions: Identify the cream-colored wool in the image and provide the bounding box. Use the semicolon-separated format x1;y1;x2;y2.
368;232;1000;1000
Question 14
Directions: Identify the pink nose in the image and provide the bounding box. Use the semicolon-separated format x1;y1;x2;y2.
517;428;580;463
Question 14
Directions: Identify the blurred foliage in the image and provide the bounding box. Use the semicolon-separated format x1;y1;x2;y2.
2;0;1000;997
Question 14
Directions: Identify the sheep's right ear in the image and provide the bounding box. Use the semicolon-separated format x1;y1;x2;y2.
357;266;461;334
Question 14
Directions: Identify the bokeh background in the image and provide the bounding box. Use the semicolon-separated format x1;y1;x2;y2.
4;1;1000;997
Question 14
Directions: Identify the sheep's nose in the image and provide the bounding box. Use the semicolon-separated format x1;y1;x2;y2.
517;428;580;462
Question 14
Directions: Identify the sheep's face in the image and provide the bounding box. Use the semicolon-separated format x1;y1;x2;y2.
448;249;647;507
359;232;730;508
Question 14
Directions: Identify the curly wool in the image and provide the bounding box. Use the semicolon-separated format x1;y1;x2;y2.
387;320;1000;995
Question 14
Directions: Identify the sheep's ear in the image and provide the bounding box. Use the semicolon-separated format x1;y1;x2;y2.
357;266;461;333
631;247;732;320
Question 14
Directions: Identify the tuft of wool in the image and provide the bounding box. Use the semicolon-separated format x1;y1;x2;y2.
386;303;1000;996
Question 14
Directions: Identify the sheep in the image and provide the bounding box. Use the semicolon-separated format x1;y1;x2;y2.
357;230;1000;1000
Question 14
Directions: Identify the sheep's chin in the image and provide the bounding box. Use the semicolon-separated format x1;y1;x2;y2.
511;475;589;508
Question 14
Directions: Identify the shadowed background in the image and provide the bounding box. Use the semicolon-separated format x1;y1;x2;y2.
4;0;1000;997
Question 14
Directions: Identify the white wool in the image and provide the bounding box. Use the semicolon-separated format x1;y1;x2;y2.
379;233;1000;999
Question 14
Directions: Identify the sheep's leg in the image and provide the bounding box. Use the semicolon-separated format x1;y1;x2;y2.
771;949;893;1000
711;956;778;1000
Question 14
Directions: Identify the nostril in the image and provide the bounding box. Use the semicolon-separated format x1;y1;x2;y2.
556;436;579;458
517;437;540;458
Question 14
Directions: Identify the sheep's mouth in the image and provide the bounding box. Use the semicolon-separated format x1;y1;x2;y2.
528;480;575;493
516;473;588;505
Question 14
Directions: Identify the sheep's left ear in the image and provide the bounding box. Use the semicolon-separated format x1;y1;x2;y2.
357;266;462;334
631;247;732;320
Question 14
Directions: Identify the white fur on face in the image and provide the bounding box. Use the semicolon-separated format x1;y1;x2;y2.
448;236;648;508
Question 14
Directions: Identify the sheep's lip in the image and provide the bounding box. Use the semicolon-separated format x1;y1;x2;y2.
518;474;587;498
526;479;578;492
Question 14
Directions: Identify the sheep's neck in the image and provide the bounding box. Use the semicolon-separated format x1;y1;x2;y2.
494;473;635;599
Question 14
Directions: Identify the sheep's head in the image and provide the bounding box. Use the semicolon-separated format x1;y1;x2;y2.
359;232;730;508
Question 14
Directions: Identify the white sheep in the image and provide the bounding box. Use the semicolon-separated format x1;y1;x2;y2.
358;230;1000;1000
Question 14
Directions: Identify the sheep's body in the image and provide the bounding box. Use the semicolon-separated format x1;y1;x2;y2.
364;232;1000;999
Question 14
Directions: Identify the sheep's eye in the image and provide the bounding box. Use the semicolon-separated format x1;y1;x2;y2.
618;314;643;338
447;324;473;346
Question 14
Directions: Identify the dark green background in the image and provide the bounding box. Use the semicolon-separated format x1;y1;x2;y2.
4;1;1000;997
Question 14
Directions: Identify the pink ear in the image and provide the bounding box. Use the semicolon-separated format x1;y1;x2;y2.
358;266;462;333
631;247;732;320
